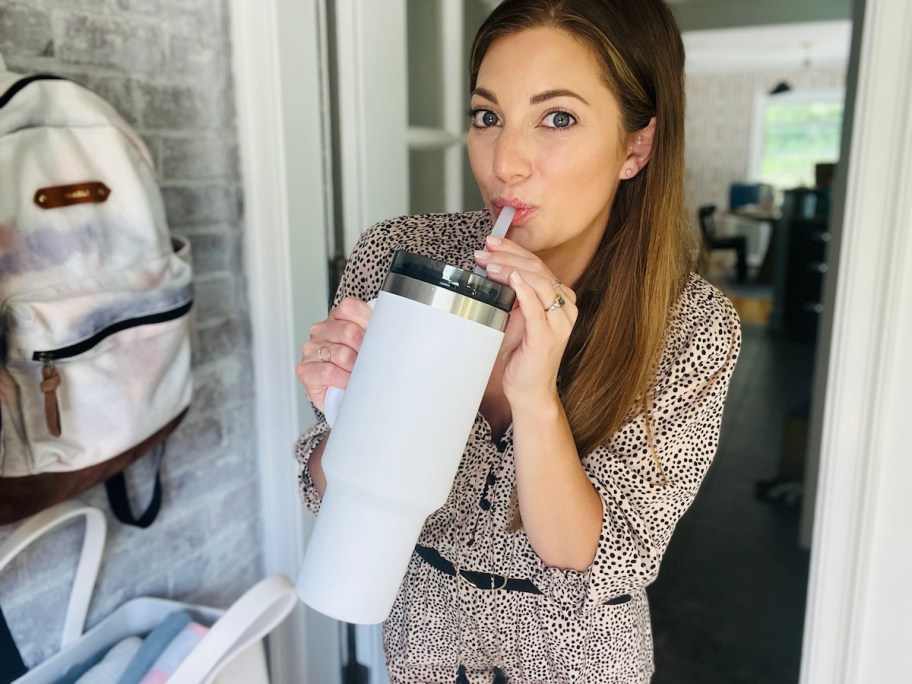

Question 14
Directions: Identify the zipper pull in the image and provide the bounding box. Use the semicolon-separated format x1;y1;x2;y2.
39;358;62;437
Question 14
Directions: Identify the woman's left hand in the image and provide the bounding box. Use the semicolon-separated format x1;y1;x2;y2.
474;236;578;407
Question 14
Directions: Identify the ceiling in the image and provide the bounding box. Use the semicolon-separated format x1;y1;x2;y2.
682;20;852;72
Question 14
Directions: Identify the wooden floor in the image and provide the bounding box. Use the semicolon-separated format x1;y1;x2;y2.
728;295;773;327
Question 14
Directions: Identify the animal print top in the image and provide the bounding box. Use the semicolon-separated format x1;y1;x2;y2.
296;211;741;683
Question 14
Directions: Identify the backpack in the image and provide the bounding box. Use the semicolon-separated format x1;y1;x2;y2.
0;65;193;528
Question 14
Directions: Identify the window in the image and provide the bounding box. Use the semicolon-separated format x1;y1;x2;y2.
750;89;844;190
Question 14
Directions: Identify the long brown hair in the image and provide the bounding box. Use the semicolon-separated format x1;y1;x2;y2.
470;0;695;457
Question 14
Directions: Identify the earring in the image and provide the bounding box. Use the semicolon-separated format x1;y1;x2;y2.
625;167;633;178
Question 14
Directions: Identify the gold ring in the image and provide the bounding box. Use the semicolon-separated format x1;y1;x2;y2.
318;345;331;363
551;281;563;291
545;293;566;313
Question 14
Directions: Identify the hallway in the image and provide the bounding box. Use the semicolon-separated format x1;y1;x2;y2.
649;323;816;683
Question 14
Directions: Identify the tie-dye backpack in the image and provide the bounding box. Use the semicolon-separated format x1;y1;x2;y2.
0;63;193;527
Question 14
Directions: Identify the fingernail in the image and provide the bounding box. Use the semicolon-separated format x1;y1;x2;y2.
487;264;502;275
509;270;522;284
486;235;502;246
473;249;489;260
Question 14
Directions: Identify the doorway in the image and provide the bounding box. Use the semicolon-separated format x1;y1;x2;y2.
237;0;911;680
649;18;855;684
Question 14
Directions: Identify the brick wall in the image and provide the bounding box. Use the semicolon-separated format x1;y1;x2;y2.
0;0;262;667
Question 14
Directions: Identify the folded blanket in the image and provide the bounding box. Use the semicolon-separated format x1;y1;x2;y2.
117;611;191;684
75;636;142;684
138;622;208;684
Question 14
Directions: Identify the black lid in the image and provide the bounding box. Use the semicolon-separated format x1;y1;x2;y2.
387;251;516;313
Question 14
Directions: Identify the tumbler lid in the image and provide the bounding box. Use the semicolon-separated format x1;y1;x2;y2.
388;251;515;313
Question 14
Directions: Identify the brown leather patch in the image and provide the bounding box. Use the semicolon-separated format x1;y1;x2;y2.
34;181;111;209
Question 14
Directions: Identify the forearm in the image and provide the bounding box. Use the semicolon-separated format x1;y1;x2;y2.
308;432;330;498
512;391;602;572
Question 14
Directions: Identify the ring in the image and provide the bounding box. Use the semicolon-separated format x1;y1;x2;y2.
318;345;331;363
551;281;563;291
545;293;566;312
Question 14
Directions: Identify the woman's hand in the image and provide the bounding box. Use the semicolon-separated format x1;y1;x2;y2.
295;297;373;413
474;236;578;407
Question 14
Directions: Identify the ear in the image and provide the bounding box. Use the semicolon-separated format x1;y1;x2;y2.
618;116;656;180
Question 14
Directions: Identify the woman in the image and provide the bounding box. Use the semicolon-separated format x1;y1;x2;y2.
296;0;741;681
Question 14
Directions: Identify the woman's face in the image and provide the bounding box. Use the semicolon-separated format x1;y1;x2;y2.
468;27;631;282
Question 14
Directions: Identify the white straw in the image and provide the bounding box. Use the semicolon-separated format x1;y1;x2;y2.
473;206;516;276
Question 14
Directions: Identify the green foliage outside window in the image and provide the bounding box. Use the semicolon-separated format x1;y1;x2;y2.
760;100;844;189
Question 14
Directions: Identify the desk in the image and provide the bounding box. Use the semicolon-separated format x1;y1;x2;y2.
725;208;781;283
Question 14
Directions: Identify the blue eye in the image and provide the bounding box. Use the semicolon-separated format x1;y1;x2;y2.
471;109;500;128
543;111;576;129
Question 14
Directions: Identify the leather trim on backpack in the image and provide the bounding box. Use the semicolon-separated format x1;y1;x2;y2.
34;181;111;209
0;407;188;526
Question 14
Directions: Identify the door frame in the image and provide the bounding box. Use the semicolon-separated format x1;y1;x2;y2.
799;0;912;681
229;0;337;682
232;1;912;682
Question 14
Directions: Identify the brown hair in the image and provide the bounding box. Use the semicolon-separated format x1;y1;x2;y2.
470;0;695;460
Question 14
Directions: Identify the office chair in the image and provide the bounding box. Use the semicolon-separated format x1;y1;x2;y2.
698;204;748;283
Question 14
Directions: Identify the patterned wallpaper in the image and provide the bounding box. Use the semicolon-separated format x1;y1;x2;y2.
684;65;847;226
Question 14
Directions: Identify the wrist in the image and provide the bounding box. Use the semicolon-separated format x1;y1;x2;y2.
507;385;563;422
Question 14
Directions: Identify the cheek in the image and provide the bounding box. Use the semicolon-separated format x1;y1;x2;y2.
536;143;616;197
467;142;491;199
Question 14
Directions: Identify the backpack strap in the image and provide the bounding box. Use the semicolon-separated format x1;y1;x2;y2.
0;605;28;684
0;73;66;110
104;444;165;529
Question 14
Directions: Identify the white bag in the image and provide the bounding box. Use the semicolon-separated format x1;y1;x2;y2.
0;501;297;684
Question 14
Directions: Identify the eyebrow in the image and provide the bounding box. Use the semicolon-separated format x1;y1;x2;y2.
472;87;591;107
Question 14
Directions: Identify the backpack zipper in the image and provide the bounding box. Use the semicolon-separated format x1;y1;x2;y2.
30;300;192;437
30;300;192;362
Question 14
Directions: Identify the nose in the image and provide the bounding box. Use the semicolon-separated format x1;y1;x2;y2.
492;125;532;184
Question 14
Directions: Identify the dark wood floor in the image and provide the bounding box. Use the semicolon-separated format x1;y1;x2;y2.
648;322;816;684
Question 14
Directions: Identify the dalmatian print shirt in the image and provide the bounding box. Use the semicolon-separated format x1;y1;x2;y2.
296;211;741;683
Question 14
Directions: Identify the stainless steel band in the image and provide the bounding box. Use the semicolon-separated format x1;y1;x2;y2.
381;272;510;332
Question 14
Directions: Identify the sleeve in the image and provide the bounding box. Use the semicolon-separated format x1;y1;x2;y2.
294;220;403;515
530;288;742;615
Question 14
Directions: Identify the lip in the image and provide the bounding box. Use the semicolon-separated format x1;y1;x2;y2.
492;197;537;227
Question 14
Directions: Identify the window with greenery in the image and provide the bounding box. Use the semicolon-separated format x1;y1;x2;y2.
755;92;844;190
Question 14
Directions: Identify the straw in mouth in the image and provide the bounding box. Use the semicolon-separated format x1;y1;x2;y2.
473;206;516;276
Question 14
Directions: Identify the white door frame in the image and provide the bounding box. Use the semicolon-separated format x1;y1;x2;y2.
233;1;912;682
799;0;912;681
333;0;409;254
229;1;337;682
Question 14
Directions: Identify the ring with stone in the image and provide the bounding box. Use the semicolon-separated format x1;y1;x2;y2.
318;345;331;363
545;293;566;313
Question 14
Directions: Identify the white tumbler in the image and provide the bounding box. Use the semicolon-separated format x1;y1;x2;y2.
296;250;514;624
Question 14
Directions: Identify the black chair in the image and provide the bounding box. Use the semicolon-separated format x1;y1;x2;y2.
698;204;748;283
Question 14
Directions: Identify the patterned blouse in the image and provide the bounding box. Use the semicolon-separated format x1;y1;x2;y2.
296;211;741;684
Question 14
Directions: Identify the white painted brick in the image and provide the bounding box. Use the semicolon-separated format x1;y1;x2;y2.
0;3;54;57
55;12;167;73
161;183;241;226
0;0;263;670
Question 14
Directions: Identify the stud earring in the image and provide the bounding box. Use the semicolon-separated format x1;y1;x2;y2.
625;167;633;178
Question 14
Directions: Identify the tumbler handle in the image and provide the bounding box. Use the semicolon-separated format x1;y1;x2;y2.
323;386;344;428
322;298;376;428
